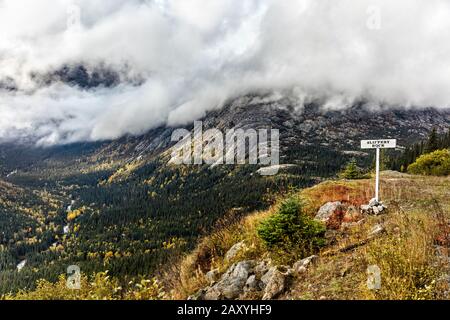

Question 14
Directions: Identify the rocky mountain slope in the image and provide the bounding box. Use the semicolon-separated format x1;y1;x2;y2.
0;95;449;295
2;95;450;178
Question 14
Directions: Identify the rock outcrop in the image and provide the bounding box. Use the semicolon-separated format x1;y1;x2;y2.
190;254;319;300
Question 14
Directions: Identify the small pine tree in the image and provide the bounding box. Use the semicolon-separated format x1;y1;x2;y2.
257;197;325;262
340;159;365;179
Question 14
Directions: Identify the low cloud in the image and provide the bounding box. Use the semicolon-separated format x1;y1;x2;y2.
1;0;450;144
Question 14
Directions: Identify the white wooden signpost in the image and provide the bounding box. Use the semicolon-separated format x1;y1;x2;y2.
361;139;397;201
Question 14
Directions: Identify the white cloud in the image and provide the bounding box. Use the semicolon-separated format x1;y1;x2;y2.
0;0;450;144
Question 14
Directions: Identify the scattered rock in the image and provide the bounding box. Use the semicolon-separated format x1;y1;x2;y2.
261;267;276;287
368;198;379;207
63;225;70;234
294;265;307;274
361;198;387;216
17;259;27;272
292;255;319;274
341;219;366;230
368;224;386;238
204;287;222;300
256;164;296;176
315;201;346;229
372;206;380;215
225;241;247;262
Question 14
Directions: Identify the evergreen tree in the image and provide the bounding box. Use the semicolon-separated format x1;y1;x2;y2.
340;159;364;179
425;128;440;153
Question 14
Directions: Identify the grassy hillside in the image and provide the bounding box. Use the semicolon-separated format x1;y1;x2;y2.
165;171;450;300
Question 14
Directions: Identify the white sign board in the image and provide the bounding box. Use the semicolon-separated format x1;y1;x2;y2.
360;138;397;202
361;139;397;149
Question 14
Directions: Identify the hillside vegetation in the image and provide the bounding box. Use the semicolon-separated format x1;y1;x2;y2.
164;171;450;300
4;171;449;300
408;149;450;176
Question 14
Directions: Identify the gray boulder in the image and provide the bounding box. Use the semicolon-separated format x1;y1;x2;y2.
315;201;345;223
225;241;247;262
261;267;276;287
204;260;256;300
203;287;222;300
261;267;289;300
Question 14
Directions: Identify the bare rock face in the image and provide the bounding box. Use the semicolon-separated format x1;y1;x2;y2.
192;256;316;300
203;260;256;300
315;201;346;229
203;287;222;300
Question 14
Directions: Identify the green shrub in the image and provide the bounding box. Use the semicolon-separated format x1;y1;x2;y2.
407;149;450;176
257;197;326;261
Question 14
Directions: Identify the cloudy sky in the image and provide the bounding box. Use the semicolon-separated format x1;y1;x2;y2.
1;0;450;145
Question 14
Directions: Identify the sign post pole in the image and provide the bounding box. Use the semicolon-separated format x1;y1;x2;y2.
375;147;380;202
361;139;397;202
